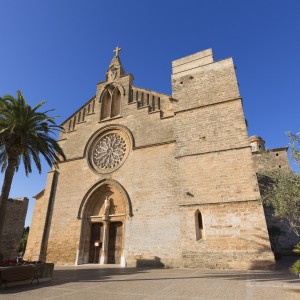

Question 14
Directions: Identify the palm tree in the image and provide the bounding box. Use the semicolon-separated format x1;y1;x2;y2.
0;90;66;255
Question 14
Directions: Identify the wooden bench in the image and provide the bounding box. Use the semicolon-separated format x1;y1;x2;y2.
0;265;39;288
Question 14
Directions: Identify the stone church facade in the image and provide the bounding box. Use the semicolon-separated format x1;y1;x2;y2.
25;48;275;269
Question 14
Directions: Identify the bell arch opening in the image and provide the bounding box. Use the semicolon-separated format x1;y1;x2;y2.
111;88;121;117
100;85;123;120
100;89;112;120
76;180;132;266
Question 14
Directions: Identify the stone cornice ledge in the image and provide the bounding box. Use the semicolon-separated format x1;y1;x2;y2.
58;140;176;163
179;198;261;207
133;140;176;150
59;156;84;164
175;145;250;159
174;97;242;115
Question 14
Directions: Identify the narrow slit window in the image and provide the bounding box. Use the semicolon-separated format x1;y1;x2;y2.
195;210;205;240
73;116;76;130
198;213;203;230
141;92;144;106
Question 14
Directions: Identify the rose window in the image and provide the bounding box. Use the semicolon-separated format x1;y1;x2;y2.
92;134;126;169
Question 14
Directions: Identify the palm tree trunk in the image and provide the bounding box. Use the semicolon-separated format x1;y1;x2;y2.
0;154;18;257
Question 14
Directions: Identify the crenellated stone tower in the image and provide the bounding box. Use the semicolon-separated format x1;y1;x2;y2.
25;48;274;269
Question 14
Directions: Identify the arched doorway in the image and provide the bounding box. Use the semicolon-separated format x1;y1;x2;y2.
77;180;132;266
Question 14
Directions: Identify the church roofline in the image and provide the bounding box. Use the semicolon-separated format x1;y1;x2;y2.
97;73;134;85
8;197;29;202
60;95;96;126
131;85;171;98
33;189;45;200
251;147;288;155
172;48;213;66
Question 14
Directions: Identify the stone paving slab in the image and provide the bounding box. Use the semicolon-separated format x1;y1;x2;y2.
0;263;299;300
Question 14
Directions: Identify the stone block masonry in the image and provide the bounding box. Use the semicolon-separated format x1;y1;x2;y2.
2;197;28;259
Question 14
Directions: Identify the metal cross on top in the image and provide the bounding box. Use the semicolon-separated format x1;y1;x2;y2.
113;46;122;57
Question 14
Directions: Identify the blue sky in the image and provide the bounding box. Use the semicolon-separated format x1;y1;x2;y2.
1;0;300;226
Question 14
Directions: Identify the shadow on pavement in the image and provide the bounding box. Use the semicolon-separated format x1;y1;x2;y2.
0;256;299;295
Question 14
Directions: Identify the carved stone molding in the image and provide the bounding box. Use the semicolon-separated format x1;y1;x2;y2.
86;127;131;174
93;134;126;169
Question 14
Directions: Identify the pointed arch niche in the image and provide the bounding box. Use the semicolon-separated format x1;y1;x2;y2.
76;180;132;266
100;85;124;120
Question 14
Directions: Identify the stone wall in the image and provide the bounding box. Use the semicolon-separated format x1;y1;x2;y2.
24;171;57;261
2;197;28;259
180;201;273;269
172;49;240;110
41;142;181;266
252;148;290;172
172;49;274;268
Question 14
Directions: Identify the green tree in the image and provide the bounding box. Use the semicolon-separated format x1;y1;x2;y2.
287;131;300;164
290;242;300;277
257;170;300;237
0;91;66;255
19;226;30;254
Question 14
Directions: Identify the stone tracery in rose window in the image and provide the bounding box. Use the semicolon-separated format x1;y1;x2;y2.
92;134;126;169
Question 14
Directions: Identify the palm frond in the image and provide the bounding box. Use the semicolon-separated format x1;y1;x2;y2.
0;90;66;175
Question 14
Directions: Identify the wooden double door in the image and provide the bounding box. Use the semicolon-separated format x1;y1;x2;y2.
107;222;123;264
89;221;123;264
89;223;103;263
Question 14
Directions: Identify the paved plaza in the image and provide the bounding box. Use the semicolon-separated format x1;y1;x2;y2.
0;258;299;300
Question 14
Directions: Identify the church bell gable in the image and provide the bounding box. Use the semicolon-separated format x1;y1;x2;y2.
105;46;125;82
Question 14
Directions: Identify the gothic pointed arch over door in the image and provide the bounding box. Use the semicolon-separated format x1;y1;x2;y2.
77;180;132;266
